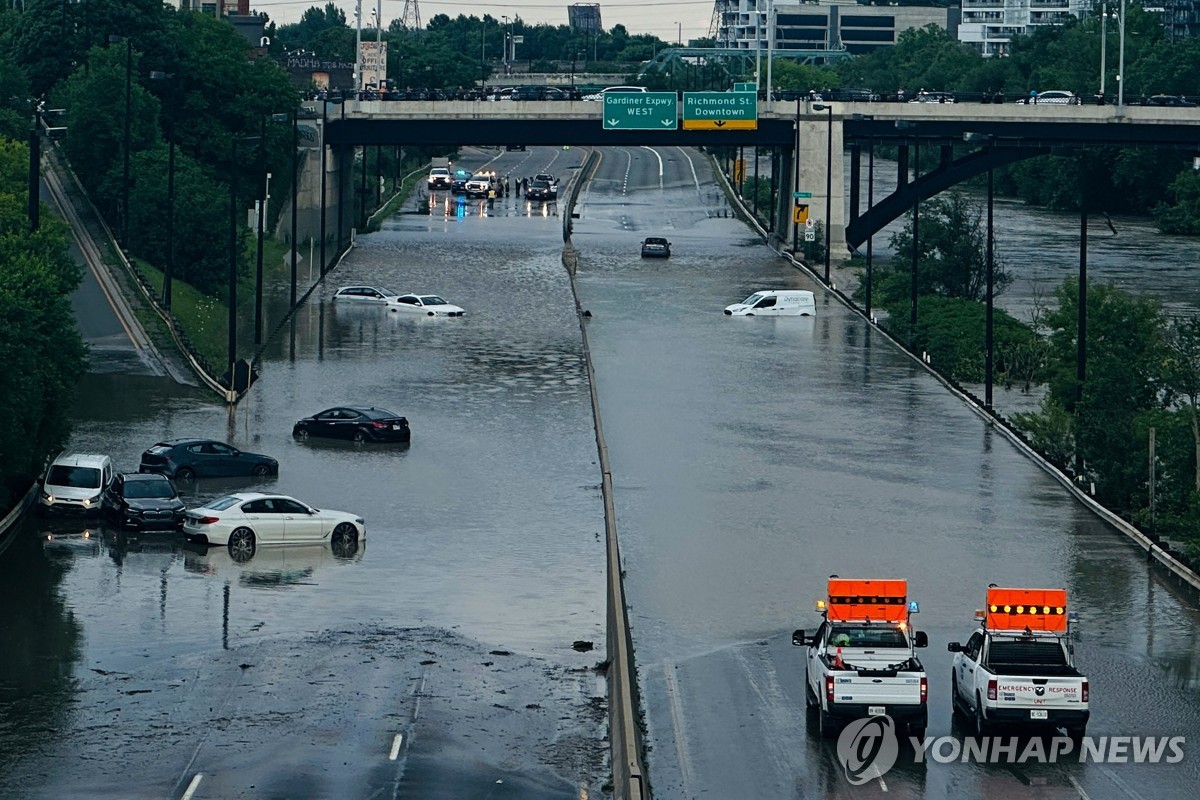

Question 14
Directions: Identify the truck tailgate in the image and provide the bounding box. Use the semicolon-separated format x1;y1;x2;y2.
833;674;923;706
995;676;1086;715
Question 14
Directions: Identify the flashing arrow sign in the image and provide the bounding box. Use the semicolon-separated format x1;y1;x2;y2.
602;92;678;130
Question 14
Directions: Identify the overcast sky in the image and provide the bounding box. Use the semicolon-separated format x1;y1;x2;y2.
253;0;716;44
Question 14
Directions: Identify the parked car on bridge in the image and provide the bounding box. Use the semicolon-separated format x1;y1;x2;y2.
1141;94;1197;107
388;294;466;317
582;85;649;101
182;492;364;557
139;439;279;480
293;406;411;443
641;237;671;258
1025;90;1080;105
909;91;956;104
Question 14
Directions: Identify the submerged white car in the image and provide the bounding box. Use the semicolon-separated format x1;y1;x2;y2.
388;294;466;317
183;492;365;558
333;285;400;304
724;290;816;316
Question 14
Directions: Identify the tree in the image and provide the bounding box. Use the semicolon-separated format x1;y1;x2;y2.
1163;316;1200;492
882;192;1013;304
1041;280;1168;506
1155;169;1200;235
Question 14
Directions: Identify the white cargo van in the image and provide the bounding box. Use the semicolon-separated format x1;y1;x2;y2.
39;453;115;516
724;290;816;316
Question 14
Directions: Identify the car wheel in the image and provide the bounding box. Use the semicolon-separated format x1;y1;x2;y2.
251;464;271;477
804;668;818;710
228;527;256;561
332;522;358;547
974;694;991;736
951;673;964;717
294;426;310;440
353;429;368;443
175;467;196;481
818;708;836;738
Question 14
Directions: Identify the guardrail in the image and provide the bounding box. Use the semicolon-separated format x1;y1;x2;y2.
561;149;649;800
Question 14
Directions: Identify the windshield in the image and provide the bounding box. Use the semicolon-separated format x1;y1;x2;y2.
377;288;397;297
419;296;447;305
124;480;176;499
829;626;909;648
47;465;101;489
741;294;764;306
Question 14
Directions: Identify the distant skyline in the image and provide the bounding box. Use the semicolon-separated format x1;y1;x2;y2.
251;0;716;44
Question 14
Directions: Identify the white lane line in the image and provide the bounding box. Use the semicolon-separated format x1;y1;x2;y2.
676;146;701;194
622;149;633;195
388;733;403;760
662;658;694;792
180;773;203;800
640;146;664;190
877;775;889;792
1068;775;1092;800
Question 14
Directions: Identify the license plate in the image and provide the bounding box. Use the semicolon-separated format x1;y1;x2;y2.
1030;709;1048;720
393;424;402;430
868;706;886;716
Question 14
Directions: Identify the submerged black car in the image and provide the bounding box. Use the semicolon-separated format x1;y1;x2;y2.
103;473;186;530
139;438;279;480
293;406;411;443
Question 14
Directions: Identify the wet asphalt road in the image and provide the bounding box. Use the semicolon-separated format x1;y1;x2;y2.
3;143;1200;799
569;147;1200;798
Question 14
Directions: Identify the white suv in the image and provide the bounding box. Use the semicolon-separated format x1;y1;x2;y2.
582;86;649;102
40;453;115;516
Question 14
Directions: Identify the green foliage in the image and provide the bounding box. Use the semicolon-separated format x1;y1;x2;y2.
879;192;1012;304
878;295;1041;384
1155;169;1200;235
0;137;87;504
1041;280;1169;507
1012;395;1075;470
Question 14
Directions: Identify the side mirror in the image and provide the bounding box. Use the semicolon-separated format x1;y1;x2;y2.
914;631;929;648
947;641;963;653
791;629;807;647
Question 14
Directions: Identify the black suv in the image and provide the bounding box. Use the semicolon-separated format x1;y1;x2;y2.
103;473;186;530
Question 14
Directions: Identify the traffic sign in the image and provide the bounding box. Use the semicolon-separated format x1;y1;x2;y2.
793;204;809;224
793;191;813;199
602;92;678;130
682;92;757;130
733;82;756;93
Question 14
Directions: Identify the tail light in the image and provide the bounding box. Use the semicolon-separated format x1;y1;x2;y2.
1081;680;1089;704
371;422;387;429
987;679;998;701
825;675;835;703
920;676;928;704
195;516;219;525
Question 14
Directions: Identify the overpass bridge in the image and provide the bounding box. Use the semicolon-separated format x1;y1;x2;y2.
301;99;1200;264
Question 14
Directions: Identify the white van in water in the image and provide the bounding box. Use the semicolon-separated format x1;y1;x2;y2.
724;290;816;316
39;453;115;516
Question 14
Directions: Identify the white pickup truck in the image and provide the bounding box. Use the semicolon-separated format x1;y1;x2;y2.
792;578;929;738
948;587;1089;742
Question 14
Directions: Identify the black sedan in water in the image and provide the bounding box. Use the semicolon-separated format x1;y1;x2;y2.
293;407;411;443
139;438;280;480
102;473;186;530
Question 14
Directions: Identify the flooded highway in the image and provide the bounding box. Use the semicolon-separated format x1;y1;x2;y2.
2;141;1200;799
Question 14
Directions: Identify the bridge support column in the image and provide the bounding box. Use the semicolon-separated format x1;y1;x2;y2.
797;114;846;264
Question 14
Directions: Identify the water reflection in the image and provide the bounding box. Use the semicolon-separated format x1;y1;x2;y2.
0;522;84;775
181;539;365;589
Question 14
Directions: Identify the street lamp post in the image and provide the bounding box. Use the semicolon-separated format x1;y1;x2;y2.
108;35;133;248
965;132;997;407
1117;0;1127;109
230;134;261;393
290;108;299;308
812;103;834;284
150;71;175;309
1099;2;1107;101
791;97;800;255
28;102;41;232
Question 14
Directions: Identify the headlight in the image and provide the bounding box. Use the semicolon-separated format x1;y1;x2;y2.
42;491;53;501
82;495;99;507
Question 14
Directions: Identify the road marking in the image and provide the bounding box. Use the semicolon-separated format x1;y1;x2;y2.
640;146;664;190
180;773;203;800
877;775;888;792
1069;775;1091;800
676;146;702;194
621;149;633;195
388;733;403;760
662;658;694;791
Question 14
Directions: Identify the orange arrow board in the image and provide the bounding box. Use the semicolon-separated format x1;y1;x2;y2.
984;587;1068;632
825;578;908;623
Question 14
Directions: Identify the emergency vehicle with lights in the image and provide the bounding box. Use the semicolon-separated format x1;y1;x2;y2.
792;578;929;738
948;587;1089;741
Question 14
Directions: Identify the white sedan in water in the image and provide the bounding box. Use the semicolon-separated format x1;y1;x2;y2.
387;294;466;317
183;493;365;558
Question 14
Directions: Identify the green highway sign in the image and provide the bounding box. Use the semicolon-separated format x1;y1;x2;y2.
794;191;813;199
734;82;756;93
682;91;758;130
602;92;678;130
